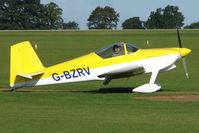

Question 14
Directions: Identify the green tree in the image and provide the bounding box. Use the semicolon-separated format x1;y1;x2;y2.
22;0;49;29
63;21;79;29
184;22;199;29
0;0;48;30
45;2;63;29
0;0;24;29
0;1;63;30
145;5;184;29
122;17;144;29
87;6;119;29
144;8;164;29
163;5;184;29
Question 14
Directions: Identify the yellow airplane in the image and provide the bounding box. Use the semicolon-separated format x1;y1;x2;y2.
10;30;191;93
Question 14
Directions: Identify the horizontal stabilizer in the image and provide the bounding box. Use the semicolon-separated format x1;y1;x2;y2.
18;72;44;79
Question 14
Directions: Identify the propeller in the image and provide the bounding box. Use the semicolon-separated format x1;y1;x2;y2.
177;29;189;78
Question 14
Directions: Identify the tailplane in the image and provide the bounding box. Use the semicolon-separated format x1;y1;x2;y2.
10;41;44;87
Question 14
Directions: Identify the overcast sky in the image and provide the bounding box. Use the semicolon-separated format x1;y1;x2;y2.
41;0;199;29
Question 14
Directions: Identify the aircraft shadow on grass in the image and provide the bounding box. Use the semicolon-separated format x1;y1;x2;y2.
4;87;135;93
3;87;166;93
72;87;135;94
71;87;166;94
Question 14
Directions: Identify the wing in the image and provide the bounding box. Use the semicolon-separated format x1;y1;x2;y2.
98;66;145;85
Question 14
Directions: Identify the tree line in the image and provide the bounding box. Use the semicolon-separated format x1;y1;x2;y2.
0;1;198;30
0;0;79;30
89;5;198;29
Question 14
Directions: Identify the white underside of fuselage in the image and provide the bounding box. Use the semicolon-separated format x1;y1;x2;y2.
12;53;180;88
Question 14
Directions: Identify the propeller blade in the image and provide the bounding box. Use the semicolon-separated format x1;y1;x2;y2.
182;58;189;78
177;29;183;48
177;29;190;78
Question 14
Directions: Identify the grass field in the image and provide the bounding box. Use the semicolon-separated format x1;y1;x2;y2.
0;30;199;133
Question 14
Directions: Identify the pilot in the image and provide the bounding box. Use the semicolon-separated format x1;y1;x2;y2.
113;45;121;56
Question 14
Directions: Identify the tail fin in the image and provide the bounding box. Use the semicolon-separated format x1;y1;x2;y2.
10;41;44;87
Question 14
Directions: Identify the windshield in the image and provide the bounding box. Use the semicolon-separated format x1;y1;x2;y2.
126;44;140;54
96;43;140;59
96;43;125;59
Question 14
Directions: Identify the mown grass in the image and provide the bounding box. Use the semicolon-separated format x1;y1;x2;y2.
0;30;198;133
0;92;199;133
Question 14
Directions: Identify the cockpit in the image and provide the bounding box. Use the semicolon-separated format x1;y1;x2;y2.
95;43;140;59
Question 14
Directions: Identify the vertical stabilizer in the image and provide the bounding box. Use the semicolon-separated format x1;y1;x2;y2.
10;41;44;87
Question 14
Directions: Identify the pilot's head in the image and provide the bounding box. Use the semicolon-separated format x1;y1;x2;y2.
113;45;121;53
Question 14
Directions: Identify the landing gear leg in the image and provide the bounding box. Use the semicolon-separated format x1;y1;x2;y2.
149;70;159;84
103;76;111;85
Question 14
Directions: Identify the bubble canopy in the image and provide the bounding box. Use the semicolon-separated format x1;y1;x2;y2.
95;43;140;59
